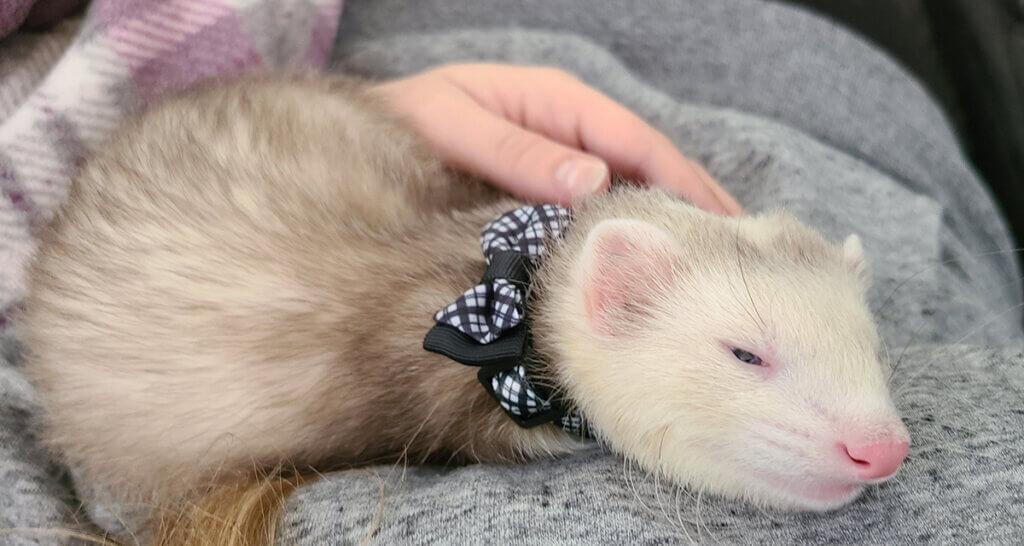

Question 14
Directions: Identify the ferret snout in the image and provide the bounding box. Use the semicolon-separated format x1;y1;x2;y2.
837;425;910;481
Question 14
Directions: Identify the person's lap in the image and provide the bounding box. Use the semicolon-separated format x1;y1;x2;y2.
271;1;1024;543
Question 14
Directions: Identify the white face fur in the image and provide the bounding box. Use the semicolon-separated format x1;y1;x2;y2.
554;212;909;512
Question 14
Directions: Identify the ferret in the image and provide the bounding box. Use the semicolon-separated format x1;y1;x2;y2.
20;73;910;544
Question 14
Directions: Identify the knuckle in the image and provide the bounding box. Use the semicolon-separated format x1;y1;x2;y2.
493;130;546;171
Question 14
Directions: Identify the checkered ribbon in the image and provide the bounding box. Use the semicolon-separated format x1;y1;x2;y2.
433;204;571;343
491;363;589;437
427;204;590;437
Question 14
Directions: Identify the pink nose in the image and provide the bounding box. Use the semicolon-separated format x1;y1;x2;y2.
842;440;909;479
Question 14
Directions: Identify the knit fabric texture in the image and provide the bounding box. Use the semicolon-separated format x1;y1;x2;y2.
2;0;1024;543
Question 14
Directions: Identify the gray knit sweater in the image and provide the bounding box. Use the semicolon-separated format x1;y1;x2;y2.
2;0;1022;544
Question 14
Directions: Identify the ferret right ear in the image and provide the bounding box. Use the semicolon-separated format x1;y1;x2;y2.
842;234;870;284
579;219;680;336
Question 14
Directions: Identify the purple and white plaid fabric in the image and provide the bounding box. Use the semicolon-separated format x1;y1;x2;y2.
0;0;345;334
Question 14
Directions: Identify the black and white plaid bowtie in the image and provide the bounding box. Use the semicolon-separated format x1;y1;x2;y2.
434;204;569;343
423;204;590;438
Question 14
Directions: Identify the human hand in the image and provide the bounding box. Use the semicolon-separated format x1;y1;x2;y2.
372;63;743;215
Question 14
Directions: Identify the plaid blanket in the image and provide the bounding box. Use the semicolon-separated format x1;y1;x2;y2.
0;0;344;335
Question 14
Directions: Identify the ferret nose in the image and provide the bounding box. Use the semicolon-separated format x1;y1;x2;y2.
841;439;909;480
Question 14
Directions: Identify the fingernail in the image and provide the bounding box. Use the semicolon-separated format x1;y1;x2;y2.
556;158;607;198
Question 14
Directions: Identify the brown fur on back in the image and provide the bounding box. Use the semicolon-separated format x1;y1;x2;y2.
21;74;580;533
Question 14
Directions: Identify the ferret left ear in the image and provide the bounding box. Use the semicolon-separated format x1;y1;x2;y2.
842;234;870;284
580;219;680;336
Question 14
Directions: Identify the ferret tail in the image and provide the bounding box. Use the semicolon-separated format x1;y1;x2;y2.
151;470;306;546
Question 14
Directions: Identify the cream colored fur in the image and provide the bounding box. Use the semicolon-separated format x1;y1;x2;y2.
534;191;908;511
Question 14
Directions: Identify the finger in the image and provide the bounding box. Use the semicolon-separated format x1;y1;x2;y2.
376;78;609;204
641;140;734;215
441;65;742;214
682;157;745;215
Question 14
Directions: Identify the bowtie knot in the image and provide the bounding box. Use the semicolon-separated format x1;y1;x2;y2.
423;204;590;437
433;278;522;344
432;204;571;343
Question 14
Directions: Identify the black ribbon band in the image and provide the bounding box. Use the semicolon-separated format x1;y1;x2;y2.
423;322;528;370
481;250;532;284
423;251;567;428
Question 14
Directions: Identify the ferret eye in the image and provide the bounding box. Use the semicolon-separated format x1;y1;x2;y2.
731;347;763;366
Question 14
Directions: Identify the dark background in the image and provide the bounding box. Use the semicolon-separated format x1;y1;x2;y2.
785;0;1024;245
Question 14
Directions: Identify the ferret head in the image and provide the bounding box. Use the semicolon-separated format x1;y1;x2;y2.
535;189;909;511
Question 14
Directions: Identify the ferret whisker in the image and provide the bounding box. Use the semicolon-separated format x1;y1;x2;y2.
747;433;809;459
948;301;1024;348
910;373;1016;426
623;457;654;520
651;458;677;540
733;220;770;335
674;482;695;536
671;481;685;537
880;334;894;380
873;246;1024;318
722;220;763;330
697;484;717;543
385;396;446;488
665;480;700;544
889;473;914;500
623;449;702;543
919;442;1005;460
887;319;924;387
893;301;1024;396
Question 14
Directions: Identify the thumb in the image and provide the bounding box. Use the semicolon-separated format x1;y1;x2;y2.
426;92;610;204
375;78;609;204
486;122;610;204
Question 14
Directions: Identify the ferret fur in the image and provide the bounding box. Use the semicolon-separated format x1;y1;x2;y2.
21;74;907;525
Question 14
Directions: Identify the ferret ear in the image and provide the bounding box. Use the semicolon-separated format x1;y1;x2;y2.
580;219;680;336
842;234;870;284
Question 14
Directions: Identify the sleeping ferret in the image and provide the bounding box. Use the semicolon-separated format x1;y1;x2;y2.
20;74;910;544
